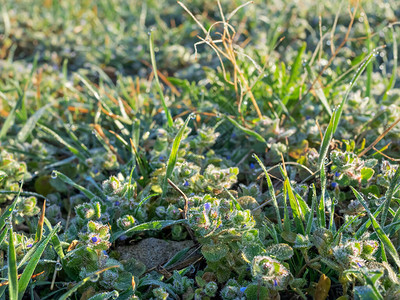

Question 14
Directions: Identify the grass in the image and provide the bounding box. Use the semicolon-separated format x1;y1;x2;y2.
0;0;400;299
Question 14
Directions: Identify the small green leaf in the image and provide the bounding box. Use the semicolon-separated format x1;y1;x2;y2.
245;284;269;300
265;243;293;261
201;244;229;262
361;167;374;182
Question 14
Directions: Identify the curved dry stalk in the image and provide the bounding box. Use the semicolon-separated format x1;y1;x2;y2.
301;0;360;100
196;36;234;85
177;1;207;35
227;1;254;21
179;0;263;119
358;117;400;158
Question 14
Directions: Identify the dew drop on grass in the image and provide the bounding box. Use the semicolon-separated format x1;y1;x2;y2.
111;291;119;299
51;171;57;179
189;113;196;120
55;262;63;271
89;273;100;282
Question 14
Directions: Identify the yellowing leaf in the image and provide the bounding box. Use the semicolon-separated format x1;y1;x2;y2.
315;274;331;300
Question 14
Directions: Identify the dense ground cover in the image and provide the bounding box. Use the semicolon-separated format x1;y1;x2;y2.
0;0;400;299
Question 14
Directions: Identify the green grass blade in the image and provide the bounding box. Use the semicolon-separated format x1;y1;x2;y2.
317;113;335;171
304;63;332;116
381;165;400;226
253;154;282;231
44;218;64;259
17;224;61;299
133;193;158;217
0;227;8;246
37;124;87;162
163;247;191;268
149;32;173;128
334;213;363;243
355;204;383;239
8;225;18;300
161;114;192;198
318;166;327;228
332;47;382;134
58;266;119;300
140;279;178;299
364;18;372;98
112;219;185;242
351;187;400;269
51;171;97;200
16;243;40;270
224;116;267;144
380;241;388;264
383;26;397;100
282;184;291;232
294;190;310;217
391;207;400;233
17;104;51;142
224;187;242;211
284;177;305;234
306;184;317;235
19;54;39;121
0;200;18;232
329;197;336;233
0;184;23;231
91;127;113;153
0;96;22;141
288;42;306;87
76;73;130;135
62;123;90;156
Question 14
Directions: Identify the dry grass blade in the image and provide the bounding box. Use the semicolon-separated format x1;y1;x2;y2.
358;117;400;158
179;0;263;119
167;179;188;219
35;200;46;242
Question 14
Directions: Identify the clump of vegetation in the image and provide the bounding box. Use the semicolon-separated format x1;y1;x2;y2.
0;0;400;299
